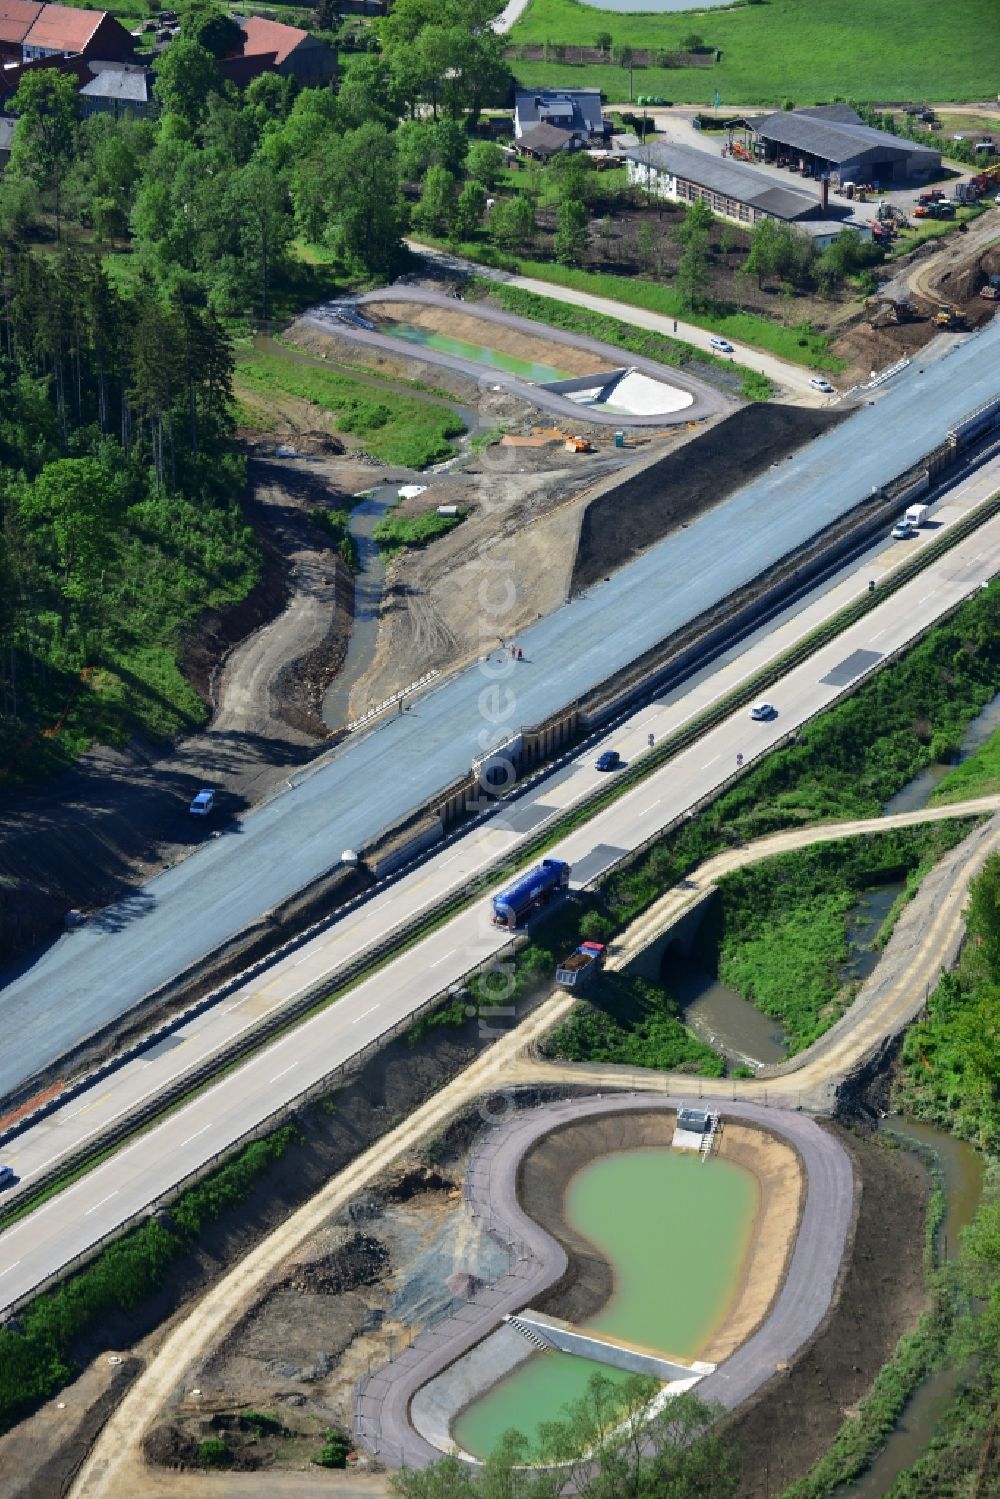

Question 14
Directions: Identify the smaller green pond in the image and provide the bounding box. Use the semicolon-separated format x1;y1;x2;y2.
384;321;575;384
453;1147;758;1459
453;1353;631;1459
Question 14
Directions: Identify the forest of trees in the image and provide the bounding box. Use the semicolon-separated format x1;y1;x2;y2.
0;0;511;775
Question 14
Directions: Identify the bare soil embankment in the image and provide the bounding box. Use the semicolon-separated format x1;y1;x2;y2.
572;403;848;592
726;1126;929;1498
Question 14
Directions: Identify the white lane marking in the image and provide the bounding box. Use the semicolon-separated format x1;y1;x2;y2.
84;1190;118;1217
702;754;720;768
642;800;660;815
871;628;886;641
0;1260;21;1277
917;592;935;605
351;1004;380;1026
430;947;458;969
179;1124;211;1148
294;952;314;967
269;1062;299;1083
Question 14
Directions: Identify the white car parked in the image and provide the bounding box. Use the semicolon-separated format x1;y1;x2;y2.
809;377;835;393
709;336;734;353
189;789;215;817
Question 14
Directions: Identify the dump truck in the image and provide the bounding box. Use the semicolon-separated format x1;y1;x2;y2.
555;941;606;990
491;859;570;928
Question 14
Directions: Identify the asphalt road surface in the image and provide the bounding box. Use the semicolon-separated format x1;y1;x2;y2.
1;320;998;1100
0;507;997;1315
3;454;996;1195
355;1095;853;1467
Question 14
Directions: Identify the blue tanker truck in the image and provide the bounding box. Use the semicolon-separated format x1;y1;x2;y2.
491;859;571;928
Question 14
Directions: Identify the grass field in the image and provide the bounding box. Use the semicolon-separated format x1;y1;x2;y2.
233;349;466;468
506;0;999;106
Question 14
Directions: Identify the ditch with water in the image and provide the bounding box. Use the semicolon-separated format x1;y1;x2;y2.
452;1146;757;1457
321;482;399;730
832;1119;985;1498
882;691;1000;816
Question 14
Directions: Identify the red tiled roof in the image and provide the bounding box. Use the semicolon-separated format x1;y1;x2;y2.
237;14;306;65
22;2;105;53
0;0;42;47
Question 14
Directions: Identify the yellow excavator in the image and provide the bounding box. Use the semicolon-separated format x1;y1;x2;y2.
934;304;966;329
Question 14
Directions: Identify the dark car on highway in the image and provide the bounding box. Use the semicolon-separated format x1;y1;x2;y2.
595;750;622;771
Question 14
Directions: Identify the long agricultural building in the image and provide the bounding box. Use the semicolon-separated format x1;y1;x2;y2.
624;139;870;246
744;105;941;186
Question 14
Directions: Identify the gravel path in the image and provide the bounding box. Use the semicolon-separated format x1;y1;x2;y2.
354;1095;853;1468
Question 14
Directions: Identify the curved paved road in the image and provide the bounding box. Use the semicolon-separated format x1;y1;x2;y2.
306;287;732;427
353;1095;854;1468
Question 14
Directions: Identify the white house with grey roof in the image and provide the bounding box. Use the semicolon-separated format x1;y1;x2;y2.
79;61;154;118
746;104;940;186
626;139;821;225
625;138;872;247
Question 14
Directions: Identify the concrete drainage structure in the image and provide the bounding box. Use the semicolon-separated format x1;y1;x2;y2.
304;286;733;429
353;1093;854;1469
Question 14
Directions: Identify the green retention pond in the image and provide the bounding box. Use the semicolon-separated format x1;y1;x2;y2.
453;1147;758;1458
382;321;576;384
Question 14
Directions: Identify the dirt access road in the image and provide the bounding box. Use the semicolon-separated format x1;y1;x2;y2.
66;798;997;1499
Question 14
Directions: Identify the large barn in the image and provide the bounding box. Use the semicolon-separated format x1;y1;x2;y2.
745;104;940;187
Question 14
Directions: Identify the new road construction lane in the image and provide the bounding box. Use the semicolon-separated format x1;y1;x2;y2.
3;454;997;1195
0;513;998;1314
2;324;999;1099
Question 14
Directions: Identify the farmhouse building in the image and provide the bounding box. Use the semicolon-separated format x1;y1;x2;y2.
0;0;134;64
79;61;154;118
745;104;940;186
221;15;336;86
514;88;608;146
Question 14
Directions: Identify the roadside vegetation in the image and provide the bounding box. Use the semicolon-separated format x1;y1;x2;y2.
782;853;1000;1499
373;506;466;556
929;723;1000;805
310;507;361;572
474;279;774;400
696;823;976;1055
234;350;465;468
504;0;996;105
544;970;724;1074
0;1124;300;1433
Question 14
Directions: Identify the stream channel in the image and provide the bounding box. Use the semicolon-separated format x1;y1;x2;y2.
671;692;1000;1070
452;1147;757;1458
832;1119;984;1498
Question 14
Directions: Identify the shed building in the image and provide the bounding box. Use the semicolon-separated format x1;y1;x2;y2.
746;105;940;186
0;115;14;170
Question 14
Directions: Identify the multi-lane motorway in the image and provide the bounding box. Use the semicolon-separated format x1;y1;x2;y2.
2;318;999;1098
1;482;997;1315
3;451;997;1198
